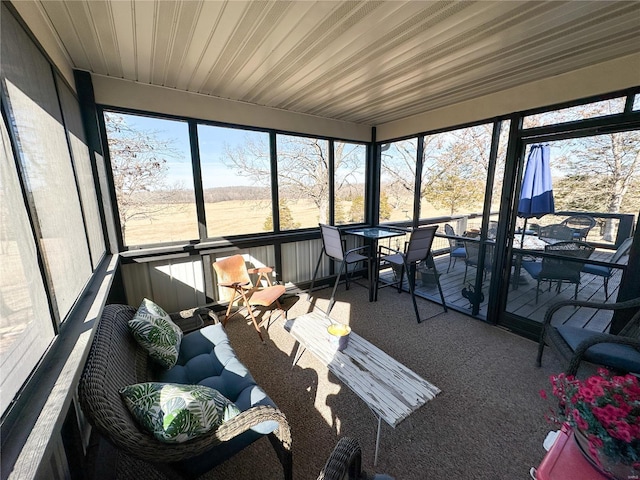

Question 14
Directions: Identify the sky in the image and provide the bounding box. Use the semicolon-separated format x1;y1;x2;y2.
114;112;262;188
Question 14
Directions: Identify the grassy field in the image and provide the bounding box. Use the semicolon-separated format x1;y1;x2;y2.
122;198;457;246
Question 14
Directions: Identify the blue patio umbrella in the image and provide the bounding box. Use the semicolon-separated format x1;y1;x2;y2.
518;144;554;238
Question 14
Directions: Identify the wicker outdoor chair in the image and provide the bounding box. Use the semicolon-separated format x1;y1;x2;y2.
536;296;640;376
521;241;594;303
317;437;394;480
79;304;292;480
444;223;466;273
560;214;597;241
538;224;574;242
317;437;363;480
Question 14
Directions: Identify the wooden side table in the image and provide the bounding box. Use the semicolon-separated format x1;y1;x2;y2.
533;424;608;480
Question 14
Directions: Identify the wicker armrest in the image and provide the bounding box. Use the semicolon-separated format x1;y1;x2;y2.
100;405;291;464
537;297;640;374
541;297;640;329
317;437;363;480
568;334;640;376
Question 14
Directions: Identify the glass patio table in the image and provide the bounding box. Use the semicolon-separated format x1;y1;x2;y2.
344;226;409;301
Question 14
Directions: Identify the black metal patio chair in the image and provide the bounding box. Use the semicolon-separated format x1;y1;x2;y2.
308;224;371;315
375;225;447;323
444;223;466;273
462;239;494;284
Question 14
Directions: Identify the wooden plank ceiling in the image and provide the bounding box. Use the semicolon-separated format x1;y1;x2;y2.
32;0;640;126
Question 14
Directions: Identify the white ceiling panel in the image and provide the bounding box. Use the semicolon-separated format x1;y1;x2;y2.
27;0;640;126
110;1;136;80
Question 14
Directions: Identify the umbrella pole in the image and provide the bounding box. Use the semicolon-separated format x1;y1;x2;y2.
513;218;529;289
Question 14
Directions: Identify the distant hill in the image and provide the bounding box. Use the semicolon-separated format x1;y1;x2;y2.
204;186;271;202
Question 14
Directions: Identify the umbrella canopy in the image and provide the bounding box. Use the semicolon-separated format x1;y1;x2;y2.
518;144;554;219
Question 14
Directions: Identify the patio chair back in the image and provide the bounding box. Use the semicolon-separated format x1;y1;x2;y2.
462;239;494;284
581;236;633;298
444;224;466;273
320;224;346;261
309;224;371;315
444;223;458;249
375;225;446;323
521;240;594;303
405;225;438;264
541;241;594;284
560;214;597;241
610;237;633;264
539;224;574;242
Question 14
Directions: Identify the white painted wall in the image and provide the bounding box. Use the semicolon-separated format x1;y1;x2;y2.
92;75;372;142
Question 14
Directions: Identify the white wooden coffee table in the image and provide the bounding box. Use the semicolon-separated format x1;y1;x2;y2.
284;310;440;465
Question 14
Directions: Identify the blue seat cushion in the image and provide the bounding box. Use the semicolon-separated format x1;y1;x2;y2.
556;325;640;373
451;247;466;258
582;264;611;277
521;261;542;279
155;323;279;476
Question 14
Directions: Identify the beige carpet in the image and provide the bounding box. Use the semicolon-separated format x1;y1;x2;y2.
198;284;567;480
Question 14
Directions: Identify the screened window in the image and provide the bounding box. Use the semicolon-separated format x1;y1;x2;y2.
0;113;55;415
420;124;496;230
1;4;91;415
380;139;418;222
276;134;329;230
104;112;197;246
2;4;91;320
522;97;626;129
58;78;105;267
335;142;366;225
198;125;272;236
529;130;640;244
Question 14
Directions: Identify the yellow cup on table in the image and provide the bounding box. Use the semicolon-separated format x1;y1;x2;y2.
327;323;351;351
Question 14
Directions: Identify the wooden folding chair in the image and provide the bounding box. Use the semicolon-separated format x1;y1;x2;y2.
213;254;286;342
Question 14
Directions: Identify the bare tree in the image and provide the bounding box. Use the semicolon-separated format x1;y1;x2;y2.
550;101;640;241
105;112;186;236
224;135;363;227
423;126;495;214
380;138;420;204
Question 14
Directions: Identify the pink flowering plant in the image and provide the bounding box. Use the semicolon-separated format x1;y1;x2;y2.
540;368;640;470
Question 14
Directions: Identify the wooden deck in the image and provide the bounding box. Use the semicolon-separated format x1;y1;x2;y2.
378;248;623;333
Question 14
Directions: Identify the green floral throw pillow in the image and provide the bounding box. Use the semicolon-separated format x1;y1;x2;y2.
128;298;183;369
120;382;241;443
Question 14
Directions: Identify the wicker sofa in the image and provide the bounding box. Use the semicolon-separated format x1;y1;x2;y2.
78;303;292;479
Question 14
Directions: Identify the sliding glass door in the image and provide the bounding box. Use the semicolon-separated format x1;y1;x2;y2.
495;97;640;338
